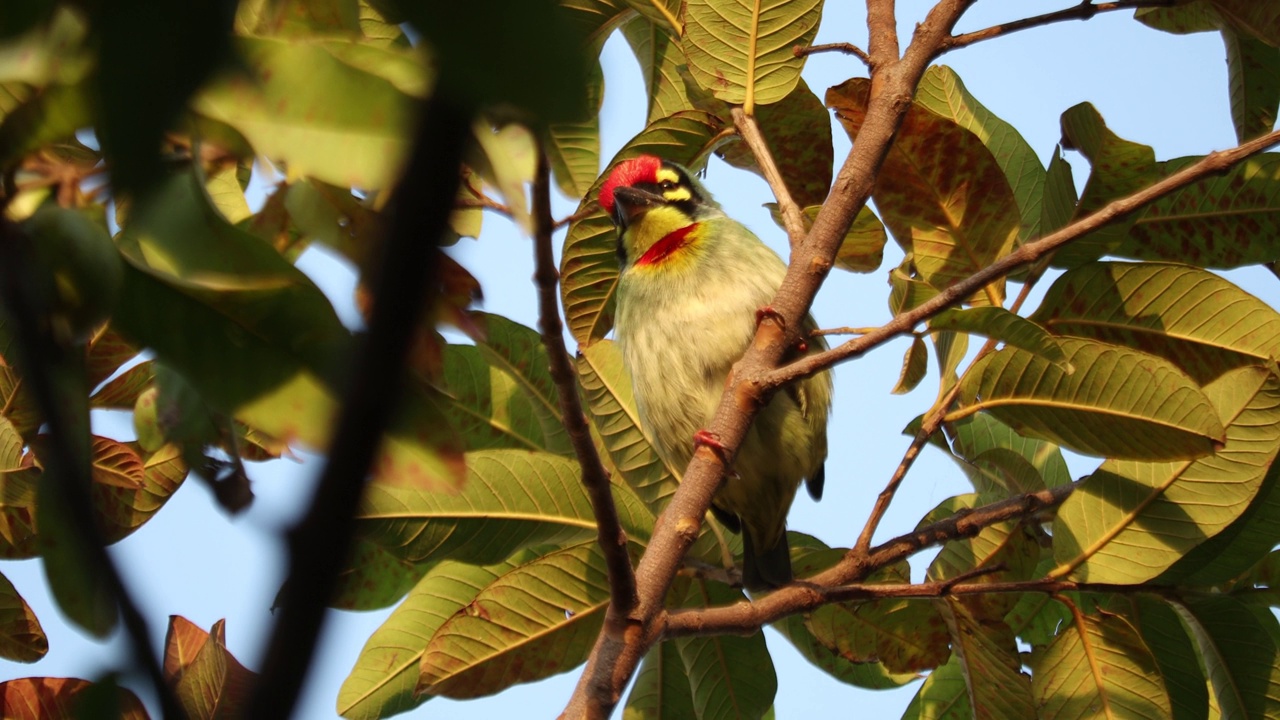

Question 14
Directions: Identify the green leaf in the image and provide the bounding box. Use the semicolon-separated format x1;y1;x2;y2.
1032;262;1280;384
338;555;528;719
355;449;653;566
1212;0;1280;47
472;312;571;455
947;411;1071;491
716;78;833;208
914;66;1046;243
674;580;777;720
417;542;611;698
929;308;1067;368
1041;146;1079;236
1052;367;1280;583
562;0;636;55
623;15;695;124
925;495;1039;617
622;0;682;33
194;36;422;189
1174;597;1280;719
1223;27;1280;143
546;59;603;200
560;110;725;344
901;654;971;720
330;536;424;611
0;570;45;662
768;204;886;273
771;614;916;691
577;340;681;507
827;79;1018;306
37;466;115;638
1135;2;1221;34
1053;103;1159;267
1126;596;1209;720
471;120;537;232
1112;154;1280;268
939;598;1036;719
94;441;186;544
683;0;822;110
893;337;928;395
0;83;90;168
1030;606;1172;719
805;586;951;675
958;337;1225;461
624;640;698;720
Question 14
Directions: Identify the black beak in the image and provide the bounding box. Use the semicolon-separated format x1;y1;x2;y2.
611;185;664;228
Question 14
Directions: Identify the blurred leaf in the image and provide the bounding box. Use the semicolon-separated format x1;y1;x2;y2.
204;163;252;224
163;616;256;720
330;537;425;611
561;0;636;55
624;641;698;720
901;654;970;720
716;78;832;208
546;59;603;200
1032;262;1280;384
471;121;537;232
560;111;725;344
828;79;1017;306
959;337;1225;461
674;579;776;720
1030;606;1172;719
577;340;681;507
0;465;38;559
355;449;653;566
417;542;613;698
684;0;821;109
0;570;45;662
92;0;235;196
939;598;1035;719
90;361;154;409
0;83;91;169
1110;154;1280;268
1053;367;1280;583
1223;26;1280;143
1174;597;1280;719
194;37;422;189
94;442;186;544
929;308;1066;367
893;337;928;395
282;179;385;270
236;0;361;36
1053;102;1159;267
915;66;1046;243
36;465;115;637
84;328;138;390
622;0;681;33
338;554;533;719
0;677;148;719
0;365;40;441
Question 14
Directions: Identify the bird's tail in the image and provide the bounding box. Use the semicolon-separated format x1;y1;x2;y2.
742;527;792;591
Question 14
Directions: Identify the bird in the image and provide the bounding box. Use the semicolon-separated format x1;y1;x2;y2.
599;154;833;590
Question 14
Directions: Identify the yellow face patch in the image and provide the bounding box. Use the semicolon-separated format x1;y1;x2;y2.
655;168;692;204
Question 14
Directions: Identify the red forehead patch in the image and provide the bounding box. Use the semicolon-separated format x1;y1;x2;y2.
598;155;662;215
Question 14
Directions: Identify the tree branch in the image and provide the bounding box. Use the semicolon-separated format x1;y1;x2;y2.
665;481;1077;637
941;0;1177;53
562;2;981;716
532;148;637;613
247;98;469;720
765;125;1280;391
730;107;806;248
794;42;871;66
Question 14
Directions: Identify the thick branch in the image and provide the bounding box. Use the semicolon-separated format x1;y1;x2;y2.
731;108;806;247
665;482;1076;637
766;125;1280;390
247;99;468;720
942;0;1176;53
532;150;637;612
562;2;981;716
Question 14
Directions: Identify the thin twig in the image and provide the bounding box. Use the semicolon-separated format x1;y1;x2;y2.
941;0;1177;53
0;220;181;718
532;148;638;612
663;482;1077;637
246;98;469;720
794;42;871;66
730;108;806;248
811;326;875;337
765;125;1280;391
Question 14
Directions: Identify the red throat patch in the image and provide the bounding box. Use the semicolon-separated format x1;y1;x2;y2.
598;155;662;215
635;223;699;266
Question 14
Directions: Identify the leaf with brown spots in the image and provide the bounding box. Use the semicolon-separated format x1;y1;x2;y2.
1112;153;1280;268
1223;26;1280;143
1212;0;1280;47
1031;262;1280;383
717;78;833;208
164;616;256;720
0;677;149;719
1135;1;1221;35
958;337;1225;461
827;78;1019;306
1053;102;1160;267
767;203;886;273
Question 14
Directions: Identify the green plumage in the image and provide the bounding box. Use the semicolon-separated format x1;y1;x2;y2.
604;157;833;590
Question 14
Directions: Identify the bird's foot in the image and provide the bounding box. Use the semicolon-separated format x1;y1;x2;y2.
693;429;731;466
755;305;786;330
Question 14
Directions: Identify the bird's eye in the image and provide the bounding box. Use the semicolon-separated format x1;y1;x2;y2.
659;180;676;191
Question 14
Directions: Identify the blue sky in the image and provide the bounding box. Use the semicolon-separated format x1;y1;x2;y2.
2;2;1275;719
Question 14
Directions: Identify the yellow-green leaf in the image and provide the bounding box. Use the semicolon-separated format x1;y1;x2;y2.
939;598;1036;719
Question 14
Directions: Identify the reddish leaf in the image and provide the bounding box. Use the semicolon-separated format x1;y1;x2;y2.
0;572;46;663
0;677;148;719
164;616;256;720
90;361;155;409
85;328;139;390
89;436;144;490
94;442;186;545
